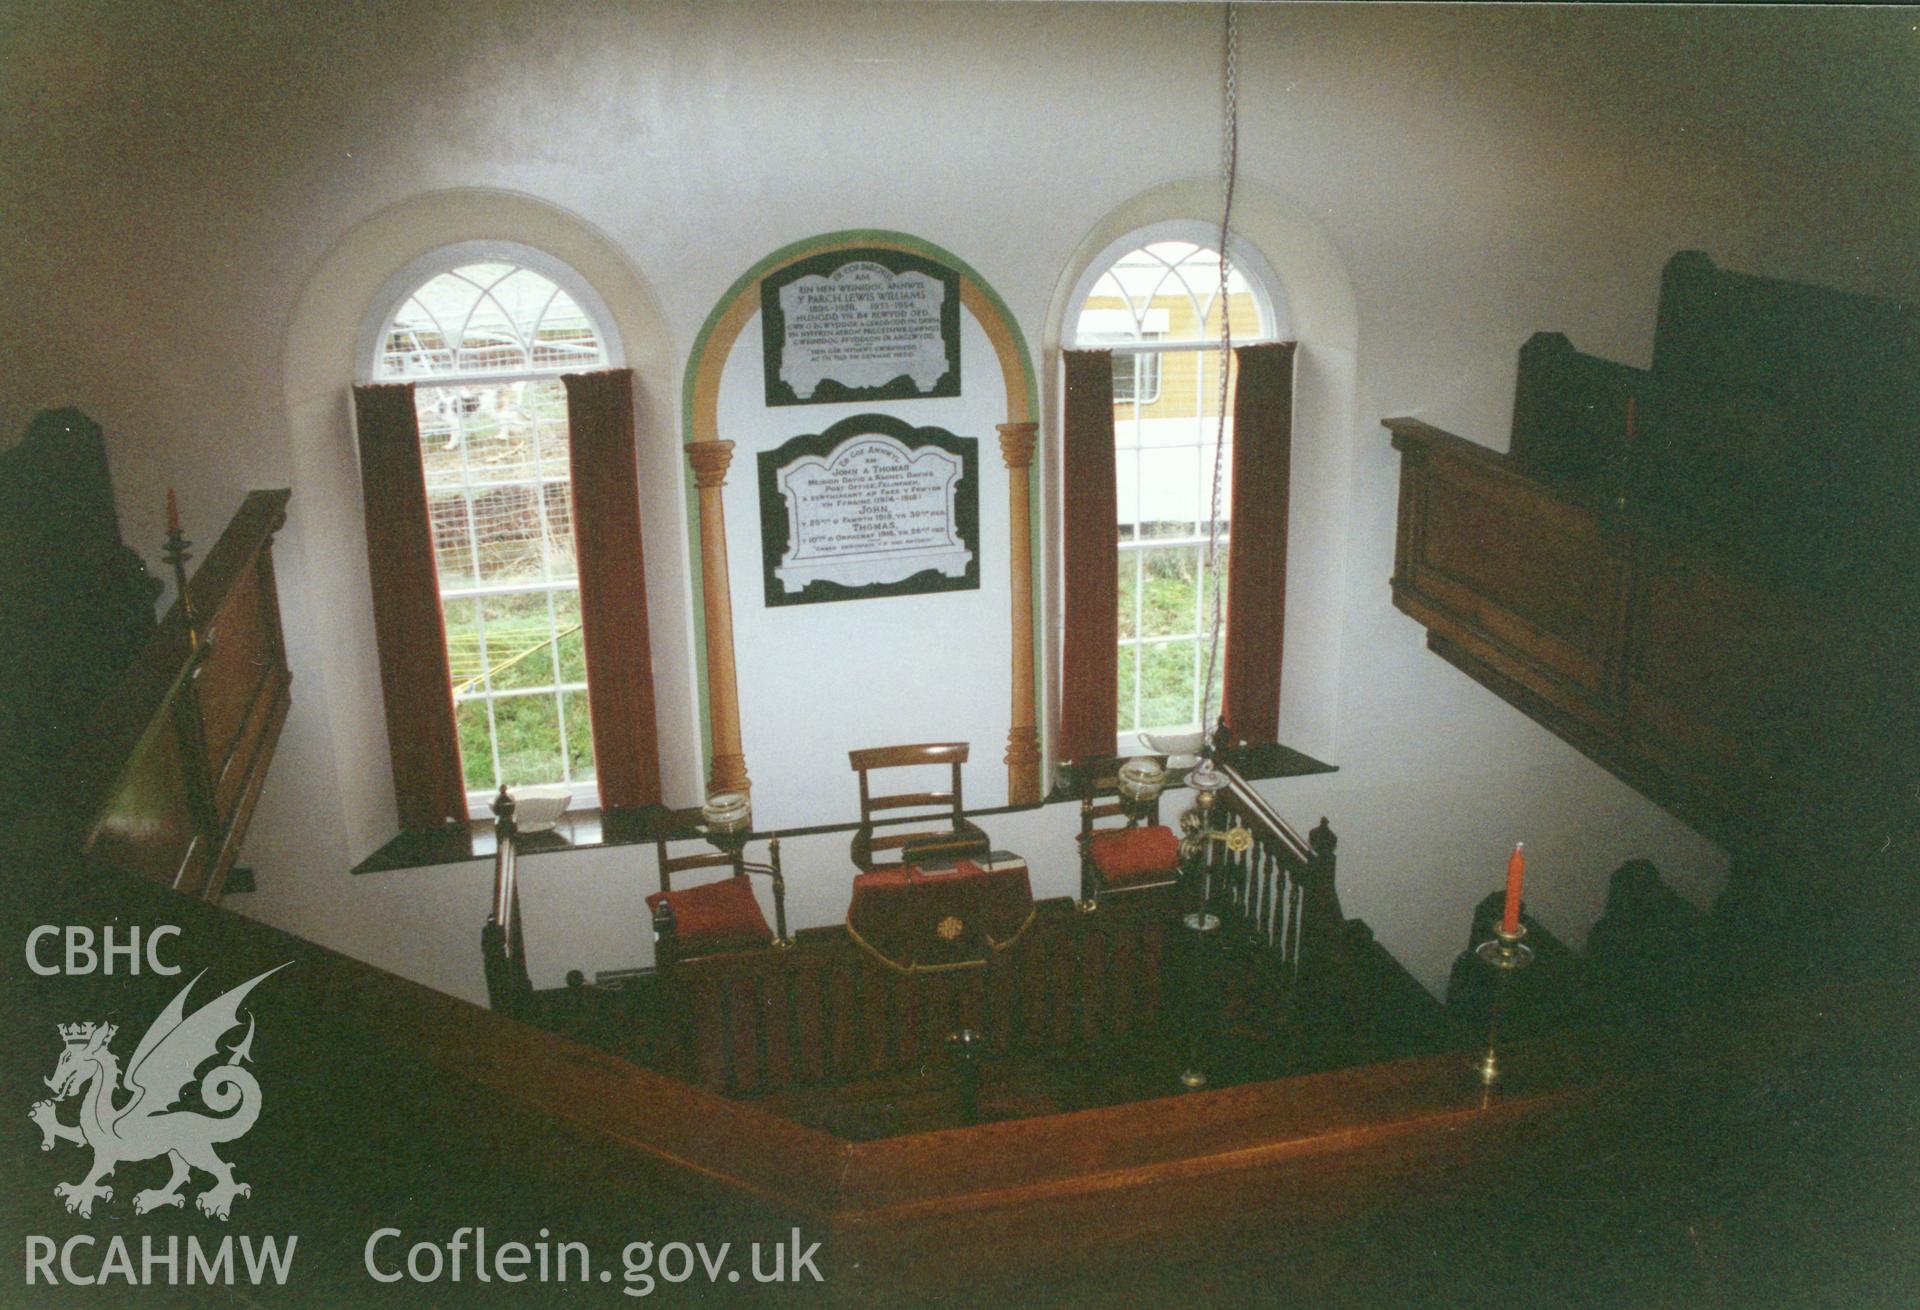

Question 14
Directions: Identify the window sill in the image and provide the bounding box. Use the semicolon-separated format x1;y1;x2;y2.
1042;740;1336;804
351;742;1336;876
352;804;677;875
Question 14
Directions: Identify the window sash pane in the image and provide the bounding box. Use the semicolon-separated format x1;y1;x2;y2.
377;264;607;381
1077;240;1272;743
414;376;588;797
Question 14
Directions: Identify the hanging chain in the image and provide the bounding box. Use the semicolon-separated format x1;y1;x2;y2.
1198;0;1238;742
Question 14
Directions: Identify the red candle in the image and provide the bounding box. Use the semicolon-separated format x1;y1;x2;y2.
1501;842;1526;934
1625;394;1637;443
166;488;181;535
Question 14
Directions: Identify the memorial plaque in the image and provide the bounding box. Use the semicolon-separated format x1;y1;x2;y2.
757;415;979;607
761;248;962;406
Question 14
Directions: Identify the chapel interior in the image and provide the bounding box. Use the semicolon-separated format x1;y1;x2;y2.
4;4;1919;1306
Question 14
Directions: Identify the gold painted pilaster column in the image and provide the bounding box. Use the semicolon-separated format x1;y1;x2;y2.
686;441;750;796
998;421;1041;805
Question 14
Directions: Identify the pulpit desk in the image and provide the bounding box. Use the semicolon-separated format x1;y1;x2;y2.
845;851;1035;973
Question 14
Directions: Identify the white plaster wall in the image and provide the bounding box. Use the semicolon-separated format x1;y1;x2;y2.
717;303;1018;827
4;3;1913;1005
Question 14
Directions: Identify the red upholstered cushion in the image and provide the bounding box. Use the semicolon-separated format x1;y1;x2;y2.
646;875;770;946
1088;824;1182;886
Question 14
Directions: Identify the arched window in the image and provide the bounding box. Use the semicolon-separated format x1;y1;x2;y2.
356;245;660;826
1063;224;1292;749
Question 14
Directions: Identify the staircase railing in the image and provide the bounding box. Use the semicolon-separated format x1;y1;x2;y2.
1212;760;1342;962
1189;760;1364;1047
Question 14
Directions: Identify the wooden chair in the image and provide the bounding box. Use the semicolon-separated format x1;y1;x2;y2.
1077;756;1184;910
848;742;990;872
647;817;782;970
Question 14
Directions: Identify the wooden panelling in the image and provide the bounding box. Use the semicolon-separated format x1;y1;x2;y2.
1059;348;1122;762
1623;548;1814;816
665;897;1179;1097
194;560;269;763
1223;340;1297;742
35;489;295;900
1390;417;1914;853
210;657;284;825
1423;466;1621;678
83;710;199;886
564;368;664;808
1393;425;1628;730
353;383;468;829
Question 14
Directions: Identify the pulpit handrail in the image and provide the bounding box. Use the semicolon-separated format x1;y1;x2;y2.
1218;759;1313;867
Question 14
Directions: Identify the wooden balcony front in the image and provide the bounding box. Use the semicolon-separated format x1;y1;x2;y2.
15;839;1918;1306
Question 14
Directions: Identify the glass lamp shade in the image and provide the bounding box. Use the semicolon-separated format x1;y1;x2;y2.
701;790;752;836
1117;756;1168;807
1184;757;1227;796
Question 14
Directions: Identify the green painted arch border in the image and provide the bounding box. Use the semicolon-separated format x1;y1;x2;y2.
678;229;1042;785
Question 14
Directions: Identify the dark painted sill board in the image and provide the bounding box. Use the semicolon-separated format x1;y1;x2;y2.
352;743;1336;876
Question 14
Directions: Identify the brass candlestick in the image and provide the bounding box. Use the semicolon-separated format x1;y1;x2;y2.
1472;922;1534;1086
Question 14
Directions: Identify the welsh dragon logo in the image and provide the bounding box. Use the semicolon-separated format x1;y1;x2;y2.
28;964;287;1220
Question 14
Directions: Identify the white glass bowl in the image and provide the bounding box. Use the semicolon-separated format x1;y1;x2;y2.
1138;731;1205;770
509;784;573;834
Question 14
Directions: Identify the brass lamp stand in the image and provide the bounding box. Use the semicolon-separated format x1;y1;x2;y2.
1173;755;1249;1090
700;791;790;948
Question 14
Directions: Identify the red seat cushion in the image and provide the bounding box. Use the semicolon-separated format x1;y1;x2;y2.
1087;824;1182;886
646;875;770;946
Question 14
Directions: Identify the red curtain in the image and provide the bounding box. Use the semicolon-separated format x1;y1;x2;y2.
1059;349;1120;764
1222;340;1297;746
563;369;662;810
353;382;468;830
